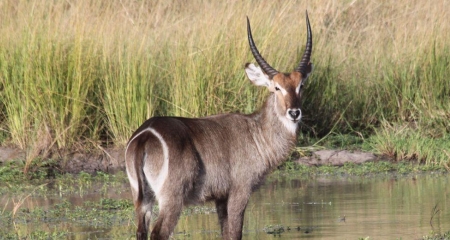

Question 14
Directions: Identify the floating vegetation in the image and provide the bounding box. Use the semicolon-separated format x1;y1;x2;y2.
264;224;286;236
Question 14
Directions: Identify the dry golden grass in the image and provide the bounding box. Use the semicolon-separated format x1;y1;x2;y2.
0;0;449;165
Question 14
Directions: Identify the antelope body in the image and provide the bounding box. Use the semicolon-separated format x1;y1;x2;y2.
126;12;313;240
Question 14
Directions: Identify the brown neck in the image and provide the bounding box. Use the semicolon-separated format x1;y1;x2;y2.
249;93;297;168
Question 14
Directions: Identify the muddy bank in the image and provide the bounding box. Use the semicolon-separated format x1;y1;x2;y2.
0;146;125;173
295;150;378;166
0;146;377;173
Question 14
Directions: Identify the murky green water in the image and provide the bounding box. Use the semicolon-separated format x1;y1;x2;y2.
1;173;449;239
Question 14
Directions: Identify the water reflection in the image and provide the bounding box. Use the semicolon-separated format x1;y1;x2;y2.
2;173;449;239
177;174;450;239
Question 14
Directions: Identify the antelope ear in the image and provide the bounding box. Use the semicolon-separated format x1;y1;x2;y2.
244;63;271;87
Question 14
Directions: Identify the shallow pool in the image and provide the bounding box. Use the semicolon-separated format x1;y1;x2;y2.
1;172;449;239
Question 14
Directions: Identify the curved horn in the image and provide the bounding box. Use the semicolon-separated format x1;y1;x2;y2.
247;17;279;79
295;11;313;76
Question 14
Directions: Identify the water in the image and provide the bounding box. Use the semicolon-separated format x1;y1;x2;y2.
2;173;449;239
175;173;450;239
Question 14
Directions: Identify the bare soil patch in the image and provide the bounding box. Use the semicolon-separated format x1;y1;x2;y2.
0;146;125;173
0;146;377;173
295;150;378;166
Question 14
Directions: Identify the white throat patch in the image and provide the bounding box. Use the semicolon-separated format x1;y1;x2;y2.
280;115;299;134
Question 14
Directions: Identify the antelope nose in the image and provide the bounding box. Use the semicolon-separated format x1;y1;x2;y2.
288;109;301;120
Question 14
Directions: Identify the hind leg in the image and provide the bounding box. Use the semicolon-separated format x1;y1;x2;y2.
136;193;155;240
131;185;155;240
128;169;155;240
150;194;183;240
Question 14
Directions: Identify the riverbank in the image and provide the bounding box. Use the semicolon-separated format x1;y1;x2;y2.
0;144;387;173
0;145;447;177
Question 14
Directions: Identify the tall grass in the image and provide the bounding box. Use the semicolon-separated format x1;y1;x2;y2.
0;0;449;166
367;121;450;166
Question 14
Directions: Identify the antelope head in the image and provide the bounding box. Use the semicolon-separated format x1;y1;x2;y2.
245;12;313;130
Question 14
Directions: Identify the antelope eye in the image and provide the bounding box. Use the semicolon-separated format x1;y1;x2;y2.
275;86;280;91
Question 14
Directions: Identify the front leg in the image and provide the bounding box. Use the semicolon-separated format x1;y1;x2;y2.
225;191;250;240
215;198;229;239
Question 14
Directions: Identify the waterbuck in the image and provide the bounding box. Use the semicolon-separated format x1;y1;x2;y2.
125;12;313;240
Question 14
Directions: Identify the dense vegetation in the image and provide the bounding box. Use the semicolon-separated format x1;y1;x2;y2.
0;0;449;171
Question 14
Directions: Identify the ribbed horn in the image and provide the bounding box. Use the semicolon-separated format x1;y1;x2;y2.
295;11;313;76
247;17;279;79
